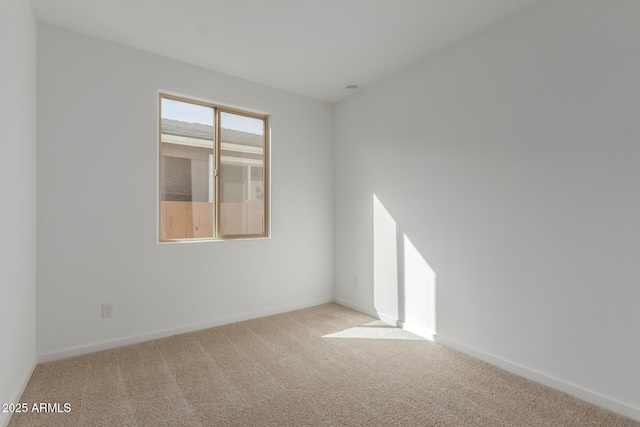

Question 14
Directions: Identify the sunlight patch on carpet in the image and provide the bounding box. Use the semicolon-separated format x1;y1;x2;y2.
323;321;426;340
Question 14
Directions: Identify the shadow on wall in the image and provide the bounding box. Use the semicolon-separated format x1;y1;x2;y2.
373;194;437;340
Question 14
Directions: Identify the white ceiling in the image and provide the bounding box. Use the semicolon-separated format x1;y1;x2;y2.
30;0;542;103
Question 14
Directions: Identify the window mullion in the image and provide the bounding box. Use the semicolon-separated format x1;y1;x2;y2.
214;108;220;239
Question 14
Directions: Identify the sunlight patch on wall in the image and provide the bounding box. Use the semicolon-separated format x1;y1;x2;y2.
372;194;437;341
373;194;399;321
403;234;436;340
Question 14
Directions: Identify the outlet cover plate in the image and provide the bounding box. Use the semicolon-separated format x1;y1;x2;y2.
102;303;113;318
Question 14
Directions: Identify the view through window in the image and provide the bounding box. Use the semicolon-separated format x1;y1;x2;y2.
159;94;268;241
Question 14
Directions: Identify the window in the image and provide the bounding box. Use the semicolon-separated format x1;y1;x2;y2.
159;94;269;241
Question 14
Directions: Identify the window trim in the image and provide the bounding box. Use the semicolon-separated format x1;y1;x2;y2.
158;92;270;242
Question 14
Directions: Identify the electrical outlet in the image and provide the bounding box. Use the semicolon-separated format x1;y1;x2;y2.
352;276;359;288
102;303;113;318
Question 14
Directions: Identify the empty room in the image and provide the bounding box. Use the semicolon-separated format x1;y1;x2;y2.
1;0;639;425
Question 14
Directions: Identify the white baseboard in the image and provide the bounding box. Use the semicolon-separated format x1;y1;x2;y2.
436;336;640;423
397;321;436;341
333;297;378;318
0;355;37;427
333;298;436;340
38;297;333;363
376;312;399;327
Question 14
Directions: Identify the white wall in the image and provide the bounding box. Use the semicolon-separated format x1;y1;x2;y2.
37;25;334;359
335;0;640;420
0;0;38;425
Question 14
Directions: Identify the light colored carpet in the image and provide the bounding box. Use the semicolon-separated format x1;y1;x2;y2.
9;303;639;426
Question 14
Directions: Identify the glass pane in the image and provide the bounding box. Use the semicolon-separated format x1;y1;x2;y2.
160;98;214;239
219;111;266;236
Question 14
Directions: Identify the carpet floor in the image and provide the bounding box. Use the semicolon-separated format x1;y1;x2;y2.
9;303;639;426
